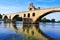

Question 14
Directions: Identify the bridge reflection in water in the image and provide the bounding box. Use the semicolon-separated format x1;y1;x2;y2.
6;22;54;40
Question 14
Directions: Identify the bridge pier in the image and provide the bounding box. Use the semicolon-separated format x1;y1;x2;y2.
32;22;39;24
33;21;39;24
23;20;39;24
3;19;12;23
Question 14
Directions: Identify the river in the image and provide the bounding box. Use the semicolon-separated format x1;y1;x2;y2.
0;21;60;40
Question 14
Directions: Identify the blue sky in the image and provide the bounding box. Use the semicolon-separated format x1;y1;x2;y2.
0;0;60;20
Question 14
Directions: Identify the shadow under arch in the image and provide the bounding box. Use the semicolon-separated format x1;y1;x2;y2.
12;15;19;21
35;10;60;22
3;15;8;21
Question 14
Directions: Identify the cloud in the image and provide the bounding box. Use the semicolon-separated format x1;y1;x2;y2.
0;6;20;14
0;5;28;14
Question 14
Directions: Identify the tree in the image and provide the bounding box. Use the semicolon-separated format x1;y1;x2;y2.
42;18;47;22
16;17;22;21
45;19;51;22
51;19;55;22
0;14;2;19
40;18;47;22
40;18;56;22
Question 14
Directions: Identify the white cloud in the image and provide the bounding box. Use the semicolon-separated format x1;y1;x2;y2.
0;5;28;14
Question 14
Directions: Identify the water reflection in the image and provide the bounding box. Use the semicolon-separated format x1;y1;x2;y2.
0;22;26;40
40;22;60;40
12;22;17;30
1;21;59;40
8;22;53;40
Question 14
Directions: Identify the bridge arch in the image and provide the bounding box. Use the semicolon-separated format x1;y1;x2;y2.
3;15;8;21
35;10;60;22
12;15;19;21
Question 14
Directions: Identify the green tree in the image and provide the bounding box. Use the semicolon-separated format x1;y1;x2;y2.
0;14;2;19
42;18;47;22
16;17;22;21
45;19;51;22
40;18;56;22
51;19;55;22
40;18;47;22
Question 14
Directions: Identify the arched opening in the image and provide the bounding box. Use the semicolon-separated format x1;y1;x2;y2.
28;13;30;17
32;13;35;16
12;15;19;21
29;8;32;10
12;15;22;21
36;10;60;22
3;15;8;21
24;14;26;17
37;10;60;39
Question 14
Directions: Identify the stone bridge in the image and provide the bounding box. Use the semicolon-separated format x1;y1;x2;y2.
2;2;60;23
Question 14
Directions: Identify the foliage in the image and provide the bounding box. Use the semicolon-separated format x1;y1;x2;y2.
40;18;51;22
0;14;2;19
51;19;55;22
40;18;56;22
16;17;22;21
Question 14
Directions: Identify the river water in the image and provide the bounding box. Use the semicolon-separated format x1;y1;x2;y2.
0;21;60;40
39;22;60;39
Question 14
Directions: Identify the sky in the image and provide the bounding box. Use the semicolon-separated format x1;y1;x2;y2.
0;0;60;20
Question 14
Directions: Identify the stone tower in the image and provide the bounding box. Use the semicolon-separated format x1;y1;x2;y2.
28;2;35;11
28;2;40;11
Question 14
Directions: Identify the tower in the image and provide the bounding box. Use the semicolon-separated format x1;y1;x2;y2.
28;2;35;11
